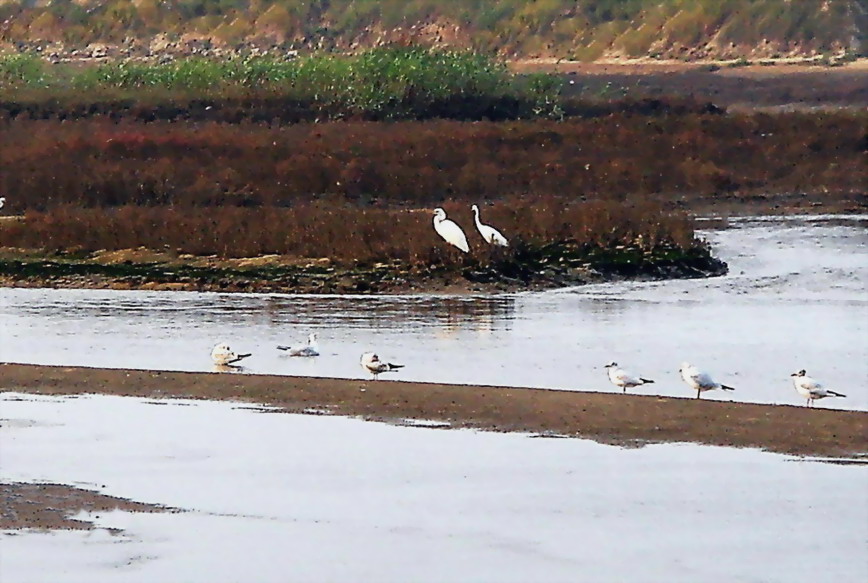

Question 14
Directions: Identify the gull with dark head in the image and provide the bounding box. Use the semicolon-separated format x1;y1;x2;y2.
790;370;845;407
679;362;735;399
604;362;654;393
433;208;470;253
211;342;251;366
361;352;404;380
277;332;320;357
471;204;508;247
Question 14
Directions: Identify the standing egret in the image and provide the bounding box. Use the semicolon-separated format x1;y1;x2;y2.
433;208;470;253
604;362;654;393
679;362;735;399
361;352;404;380
277;332;319;357
471;204;508;246
211;342;251;366
790;370;845;407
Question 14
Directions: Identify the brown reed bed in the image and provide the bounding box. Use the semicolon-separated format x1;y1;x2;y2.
0;199;698;262
1;113;864;214
0;199;725;293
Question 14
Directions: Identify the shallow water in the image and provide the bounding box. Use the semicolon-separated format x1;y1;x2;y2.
1;393;866;583
1;215;866;410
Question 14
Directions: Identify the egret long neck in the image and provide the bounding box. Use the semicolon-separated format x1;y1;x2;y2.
473;208;484;230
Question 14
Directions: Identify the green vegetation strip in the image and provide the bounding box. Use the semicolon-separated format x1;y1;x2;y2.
1;48;562;121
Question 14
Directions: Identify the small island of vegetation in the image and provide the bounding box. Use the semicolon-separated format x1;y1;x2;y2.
1;44;865;293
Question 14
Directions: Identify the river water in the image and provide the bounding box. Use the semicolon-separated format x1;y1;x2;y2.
1;392;866;583
1;215;866;410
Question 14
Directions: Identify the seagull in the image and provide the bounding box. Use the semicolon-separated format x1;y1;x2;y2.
790;370;845;407
471;204;508;246
360;352;404;380
211;342;251;366
433;208;470;253
679;362;735;399
277;332;319;357
604;362;654;393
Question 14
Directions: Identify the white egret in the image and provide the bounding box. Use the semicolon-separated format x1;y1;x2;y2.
433;208;470;253
604;362;654;393
790;370;845;407
471;204;508;246
679;362;735;399
360;352;404;380
277;332;319;357
211;342;251;366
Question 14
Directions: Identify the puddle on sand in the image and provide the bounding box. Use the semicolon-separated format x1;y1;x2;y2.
1;392;866;583
1;216;866;410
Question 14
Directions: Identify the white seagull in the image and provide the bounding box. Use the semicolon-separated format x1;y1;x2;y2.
277;332;320;357
360;352;404;380
679;362;735;399
790;370;845;407
604;362;654;393
211;342;251;366
471;204;508;246
433;208;470;253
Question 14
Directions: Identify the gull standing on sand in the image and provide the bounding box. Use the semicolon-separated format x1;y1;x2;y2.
790;370;846;407
679;362;735;399
433;208;470;253
361;352;404;380
211;342;251;366
277;332;320;357
604;362;654;393
471;204;508;246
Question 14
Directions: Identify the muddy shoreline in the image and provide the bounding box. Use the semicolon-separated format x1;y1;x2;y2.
0;482;175;531
2;364;865;459
0;243;726;294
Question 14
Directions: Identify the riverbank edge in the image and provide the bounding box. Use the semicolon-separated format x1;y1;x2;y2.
2;364;865;458
0;243;726;294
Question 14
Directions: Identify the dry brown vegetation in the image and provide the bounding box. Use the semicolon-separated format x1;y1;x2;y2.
2;113;864;213
0;199;698;264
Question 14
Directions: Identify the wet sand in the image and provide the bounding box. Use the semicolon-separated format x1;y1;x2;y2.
0;482;174;531
3;364;865;459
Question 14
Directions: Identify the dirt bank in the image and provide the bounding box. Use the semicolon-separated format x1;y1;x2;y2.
0;242;726;295
512;59;868;110
2;364;865;459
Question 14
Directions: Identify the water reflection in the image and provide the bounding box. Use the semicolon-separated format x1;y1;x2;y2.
1;217;865;410
211;364;246;374
260;294;517;333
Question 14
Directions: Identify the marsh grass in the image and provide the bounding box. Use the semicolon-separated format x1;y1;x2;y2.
1;113;863;213
0;199;700;267
1;48;561;120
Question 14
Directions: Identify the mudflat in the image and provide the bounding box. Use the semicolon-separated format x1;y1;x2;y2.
3;364;865;459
